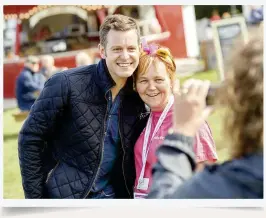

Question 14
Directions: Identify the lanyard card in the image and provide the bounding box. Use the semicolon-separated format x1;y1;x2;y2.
137;177;149;190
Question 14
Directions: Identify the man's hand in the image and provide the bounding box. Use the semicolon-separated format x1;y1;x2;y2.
171;79;213;137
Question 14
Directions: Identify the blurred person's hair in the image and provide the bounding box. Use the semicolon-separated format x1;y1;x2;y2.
133;45;176;89
217;33;263;159
25;55;39;65
41;55;54;68
212;9;219;15
222;12;231;18
75;52;92;67
99;14;140;48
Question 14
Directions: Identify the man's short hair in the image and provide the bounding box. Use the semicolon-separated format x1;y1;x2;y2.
25;55;39;65
99;14;140;48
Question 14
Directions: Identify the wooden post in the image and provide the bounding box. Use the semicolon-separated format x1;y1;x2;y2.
15;19;21;56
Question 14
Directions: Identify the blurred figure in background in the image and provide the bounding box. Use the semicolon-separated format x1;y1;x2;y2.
249;5;263;25
75;51;93;67
222;12;231;19
39;55;67;80
5;49;19;60
147;33;263;199
15;56;45;111
210;9;221;22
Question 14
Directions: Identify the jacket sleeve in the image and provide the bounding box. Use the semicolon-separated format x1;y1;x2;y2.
23;71;41;92
147;133;196;199
18;72;69;199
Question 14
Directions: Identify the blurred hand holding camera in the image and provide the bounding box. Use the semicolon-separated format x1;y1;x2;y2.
171;79;213;137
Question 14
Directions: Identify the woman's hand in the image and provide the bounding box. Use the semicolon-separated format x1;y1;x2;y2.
171;79;213;137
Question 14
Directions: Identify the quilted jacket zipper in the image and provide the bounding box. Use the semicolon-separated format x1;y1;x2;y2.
82;91;109;199
118;108;131;198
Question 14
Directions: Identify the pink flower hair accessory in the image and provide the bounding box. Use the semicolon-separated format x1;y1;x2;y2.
141;38;158;55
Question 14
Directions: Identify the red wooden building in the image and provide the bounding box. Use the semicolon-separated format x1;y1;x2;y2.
4;5;198;98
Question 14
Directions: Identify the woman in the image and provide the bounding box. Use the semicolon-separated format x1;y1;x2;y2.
133;42;217;199
147;34;263;198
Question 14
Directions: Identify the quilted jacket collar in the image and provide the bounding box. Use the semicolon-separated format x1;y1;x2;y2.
95;59;135;94
23;67;35;75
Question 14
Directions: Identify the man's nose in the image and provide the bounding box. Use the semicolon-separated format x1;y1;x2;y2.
121;49;130;59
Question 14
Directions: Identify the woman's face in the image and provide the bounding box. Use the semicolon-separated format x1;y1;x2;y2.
136;61;172;112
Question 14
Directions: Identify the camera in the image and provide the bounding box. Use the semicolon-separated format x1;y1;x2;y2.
206;83;221;106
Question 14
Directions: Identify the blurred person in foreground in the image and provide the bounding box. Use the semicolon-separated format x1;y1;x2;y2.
133;41;217;199
15;56;45;111
75;51;93;67
18;14;148;199
147;35;263;199
39;55;68;79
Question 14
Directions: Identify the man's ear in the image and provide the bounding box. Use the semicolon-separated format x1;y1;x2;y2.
98;44;106;59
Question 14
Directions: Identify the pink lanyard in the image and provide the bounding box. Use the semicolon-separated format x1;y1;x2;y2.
137;95;174;188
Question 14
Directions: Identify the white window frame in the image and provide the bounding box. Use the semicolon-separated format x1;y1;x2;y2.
211;16;249;81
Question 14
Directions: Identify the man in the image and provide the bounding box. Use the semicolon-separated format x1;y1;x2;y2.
18;14;148;199
15;55;45;111
75;51;93;67
39;55;67;80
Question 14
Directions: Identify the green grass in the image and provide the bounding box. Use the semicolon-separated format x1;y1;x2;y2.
3;108;25;199
178;70;220;83
3;70;229;199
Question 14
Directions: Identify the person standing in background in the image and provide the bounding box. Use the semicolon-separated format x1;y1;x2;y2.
75;51;93;67
16;55;45;111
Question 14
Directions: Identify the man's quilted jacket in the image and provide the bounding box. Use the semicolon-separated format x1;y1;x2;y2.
18;59;149;199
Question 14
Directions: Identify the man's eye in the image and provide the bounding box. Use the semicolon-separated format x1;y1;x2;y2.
128;47;136;51
155;79;164;82
113;48;121;51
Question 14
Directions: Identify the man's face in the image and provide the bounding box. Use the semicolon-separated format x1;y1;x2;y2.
31;62;40;73
99;29;140;81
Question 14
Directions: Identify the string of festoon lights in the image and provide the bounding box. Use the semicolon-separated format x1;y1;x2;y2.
4;5;112;21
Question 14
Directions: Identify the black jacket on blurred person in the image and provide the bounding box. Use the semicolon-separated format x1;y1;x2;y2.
147;133;263;199
18;59;148;199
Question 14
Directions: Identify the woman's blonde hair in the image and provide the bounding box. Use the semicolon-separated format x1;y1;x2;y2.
134;45;176;88
217;34;263;159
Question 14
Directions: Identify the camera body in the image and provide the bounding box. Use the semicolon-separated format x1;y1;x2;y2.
206;83;221;105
